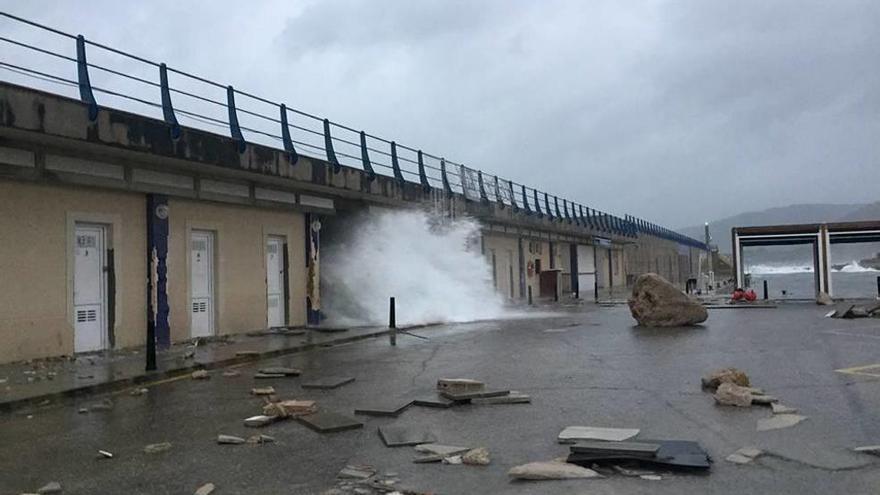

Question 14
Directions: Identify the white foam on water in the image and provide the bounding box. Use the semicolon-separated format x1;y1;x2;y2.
321;209;507;326
748;261;879;274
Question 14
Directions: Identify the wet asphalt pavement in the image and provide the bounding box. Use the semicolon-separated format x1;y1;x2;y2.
2;303;880;494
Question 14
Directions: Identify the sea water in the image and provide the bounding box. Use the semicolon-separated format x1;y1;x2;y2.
746;261;880;299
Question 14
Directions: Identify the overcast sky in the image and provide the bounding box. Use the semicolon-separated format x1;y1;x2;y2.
2;0;878;228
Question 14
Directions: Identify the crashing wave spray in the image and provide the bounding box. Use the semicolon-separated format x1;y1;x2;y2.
321;209;506;326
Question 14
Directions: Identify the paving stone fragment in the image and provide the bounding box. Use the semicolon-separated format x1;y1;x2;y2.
771;403;798;414
725;453;754;464
244;415;277;427
443;455;463;465
751;394;779;405
88;399;114;411
191;370;209;380
757;414;807;431
222;370;241;377
337;465;376;479
567;439;711;470
217;434;246;444
436;378;485;394
440;389;510;401
640;474;663;480
508;461;602;480
355;401;413;417
378;426;437;447
297;411;363;433
611;465;656;477
129;387;149;396
701;368;751;390
98;450;113;458
557;426;640;443
143;442;172;454
714;382;754;407
194;483;215;495
258;367;301;376
413;454;445;463
570;441;661;457
472;391;531;405
246;434;275;444
414;444;470;457
411;395;455;409
37;481;62;494
726;447;763;464
462;447;491;465
251;386;276;396
302;376;356;389
253;373;286;379
854;445;880;456
236;350;260;357
263;400;317;417
78;407;88;414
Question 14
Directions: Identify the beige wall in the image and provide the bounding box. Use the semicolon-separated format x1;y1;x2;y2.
166;199;306;341
0;180;146;363
483;233;521;299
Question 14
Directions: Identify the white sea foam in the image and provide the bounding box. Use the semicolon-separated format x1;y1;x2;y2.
747;261;878;274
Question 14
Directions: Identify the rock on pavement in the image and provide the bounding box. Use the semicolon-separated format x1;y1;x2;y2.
508;461;601;480
628;273;708;327
713;382;754;407
702;368;750;390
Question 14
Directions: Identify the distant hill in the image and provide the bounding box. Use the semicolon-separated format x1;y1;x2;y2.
678;203;865;252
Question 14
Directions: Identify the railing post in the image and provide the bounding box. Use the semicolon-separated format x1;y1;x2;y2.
440;158;453;198
478;171;490;205
391;142;405;185
279;104;299;164
226;86;246;153
554;196;563;222
494;176;503;209
459;165;469;198
323;119;340;173
417;150;431;193
509;181;519;212
359;131;376;181
159;63;180;139
75;35;98;121
533;189;542;217
544;193;553;221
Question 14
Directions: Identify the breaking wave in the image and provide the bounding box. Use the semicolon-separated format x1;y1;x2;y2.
747;261;878;274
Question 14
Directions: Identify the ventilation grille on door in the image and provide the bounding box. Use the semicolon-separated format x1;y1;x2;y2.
192;301;208;313
76;309;97;322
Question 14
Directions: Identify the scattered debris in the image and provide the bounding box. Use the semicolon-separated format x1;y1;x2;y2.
217;434;246;444
296;411;363;433
251;386;276;396
443;455;462;465
462;447;491;465
628;273;708;327
640;474;663;481
191;370;209;380
355;401;413;417
88;399;114;412
726;447;763;464
702;368;750;390
98;450;114;459
557;426;640;443
143;442;172;454
253;372;286;379
222;370;241;377
771;403;798;414
611;465;656;477
236;350;260;357
338;465;376;480
751;394;779;405
129;387;149;396
37;481;63;494
263;399;317;418
78;407;88;414
570;441;660;457
244;415;277;428
713;382;754;407
508;461;602;480
302;376;356;390
194;482;216;495
439;389;509;402
472;391;531;405
258;367;301;376
567;439;711;470
853;445;880;456
757;414;807;431
411;395;454;409
378;426;437;447
824;310;838;318
414;444;470;457
246;434;275;444
436;378;485;394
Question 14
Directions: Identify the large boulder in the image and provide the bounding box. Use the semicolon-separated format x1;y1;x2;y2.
628;273;708;327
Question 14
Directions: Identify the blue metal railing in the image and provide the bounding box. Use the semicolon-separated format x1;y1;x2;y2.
0;11;707;250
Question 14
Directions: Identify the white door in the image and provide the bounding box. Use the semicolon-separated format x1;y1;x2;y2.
190;230;215;337
576;244;596;300
74;224;107;353
266;236;285;328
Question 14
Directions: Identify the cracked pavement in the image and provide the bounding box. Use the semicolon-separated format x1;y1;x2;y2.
2;304;880;494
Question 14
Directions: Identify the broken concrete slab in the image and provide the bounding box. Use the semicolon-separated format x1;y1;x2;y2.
191;370;209;380
129;387;149;396
567;439;711;470
217;434;246;444
726;447;763;464
557;426;640;443
714;382;754;407
296;411;363;433
243;415;277;428
258;367;301;376
771;403;798;414
436;378;485;394
301;376;356;389
611;465;656;477
264;400;317;418
235;350;260;357
246;434;275;444
251;386;275;396
378;425;437;447
751;394;779;405
757;414;807;431
414;444;470;457
472;391;531;405
462;447;491;465
88;399;114;411
508;461;602;480
439;389;510;401
253;373;286;379
194;482;215;495
143;442;172;454
640;474;662;481
853;445;880;456
354;401;413;417
98;450;113;459
37;481;62;494
570;441;661;457
411;395;454;409
222;370;241;377
413;454;445;463
337;465;376;480
702;368;750;390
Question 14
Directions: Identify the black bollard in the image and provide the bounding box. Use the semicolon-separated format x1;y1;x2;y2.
389;297;397;346
763;279;768;300
145;322;157;371
528;286;533;305
877;276;880;298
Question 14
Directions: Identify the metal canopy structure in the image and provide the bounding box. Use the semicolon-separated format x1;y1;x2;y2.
732;220;880;297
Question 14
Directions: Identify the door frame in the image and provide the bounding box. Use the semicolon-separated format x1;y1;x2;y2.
265;234;288;328
72;222;109;352
188;228;217;337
